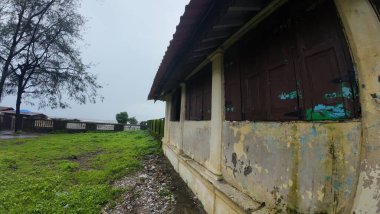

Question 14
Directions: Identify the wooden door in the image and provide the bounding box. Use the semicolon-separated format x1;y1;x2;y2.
224;44;243;121
240;36;268;121
264;17;299;121
202;66;212;120
294;1;357;120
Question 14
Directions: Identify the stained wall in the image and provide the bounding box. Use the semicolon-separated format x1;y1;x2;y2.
222;121;361;213
182;121;211;166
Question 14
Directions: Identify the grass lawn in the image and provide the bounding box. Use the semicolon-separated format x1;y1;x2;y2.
0;131;161;213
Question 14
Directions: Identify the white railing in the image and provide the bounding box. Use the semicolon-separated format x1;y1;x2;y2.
124;125;141;131
34;120;53;128
66;123;86;130
96;124;115;131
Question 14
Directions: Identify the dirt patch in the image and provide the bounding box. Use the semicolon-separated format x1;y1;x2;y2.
66;150;103;170
12;141;26;145
104;154;206;214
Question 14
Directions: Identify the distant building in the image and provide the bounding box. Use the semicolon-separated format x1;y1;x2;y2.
0;106;14;112
1;110;48;120
124;125;140;131
0;107;48;130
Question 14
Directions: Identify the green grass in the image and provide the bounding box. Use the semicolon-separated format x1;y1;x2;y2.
0;131;161;213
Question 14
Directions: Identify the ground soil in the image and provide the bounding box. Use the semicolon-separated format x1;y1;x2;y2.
104;154;207;214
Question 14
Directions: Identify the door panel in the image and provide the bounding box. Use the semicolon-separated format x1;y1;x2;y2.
303;48;349;120
170;88;181;121
203;71;212;120
295;0;356;120
267;63;299;120
223;0;358;122
186;64;212;121
264;21;299;121
224;45;243;121
244;72;267;120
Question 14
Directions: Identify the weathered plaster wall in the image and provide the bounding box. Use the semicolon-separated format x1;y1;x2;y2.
334;0;380;213
222;121;361;213
183;121;211;166
169;121;182;149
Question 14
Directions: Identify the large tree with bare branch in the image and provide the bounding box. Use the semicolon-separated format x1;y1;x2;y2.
0;0;102;131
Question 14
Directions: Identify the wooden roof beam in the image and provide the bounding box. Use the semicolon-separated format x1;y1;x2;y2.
213;23;243;29
228;6;261;12
232;0;264;8
202;35;229;43
193;45;217;52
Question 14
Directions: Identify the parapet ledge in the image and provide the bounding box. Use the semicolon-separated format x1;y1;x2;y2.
178;153;266;213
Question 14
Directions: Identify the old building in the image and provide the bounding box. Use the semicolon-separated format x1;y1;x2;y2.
148;0;380;213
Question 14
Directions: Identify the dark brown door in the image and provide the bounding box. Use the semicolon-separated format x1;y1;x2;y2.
224;44;243;121
223;0;359;122
170;88;181;121
202;68;212;120
241;44;268;121
186;64;212;121
194;85;203;120
294;1;357;120
264;20;299;121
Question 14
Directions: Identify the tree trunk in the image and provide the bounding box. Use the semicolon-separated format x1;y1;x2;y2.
14;83;23;132
0;65;10;102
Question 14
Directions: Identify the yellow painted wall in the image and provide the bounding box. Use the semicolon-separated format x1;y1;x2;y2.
222;121;361;213
162;0;380;213
334;0;380;212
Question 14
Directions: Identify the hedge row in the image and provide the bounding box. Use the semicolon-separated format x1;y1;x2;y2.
147;118;165;139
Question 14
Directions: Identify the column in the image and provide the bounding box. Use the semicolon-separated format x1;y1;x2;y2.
179;83;186;154
209;50;225;177
334;0;380;213
163;95;172;146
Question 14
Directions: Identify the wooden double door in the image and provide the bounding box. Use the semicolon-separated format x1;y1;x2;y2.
224;0;360;121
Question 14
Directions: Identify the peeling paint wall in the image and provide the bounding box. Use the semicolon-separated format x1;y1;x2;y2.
182;121;211;166
334;0;380;213
222;121;361;213
161;0;380;213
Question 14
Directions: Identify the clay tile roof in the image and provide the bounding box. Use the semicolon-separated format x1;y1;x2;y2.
148;0;214;100
148;0;269;100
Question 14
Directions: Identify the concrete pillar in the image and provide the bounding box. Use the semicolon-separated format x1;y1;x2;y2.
209;50;225;177
179;83;186;154
163;95;172;145
334;1;380;213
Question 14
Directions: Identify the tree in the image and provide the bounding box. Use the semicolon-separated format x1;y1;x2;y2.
116;112;128;125
128;117;138;125
0;0;102;131
139;121;148;130
0;0;59;99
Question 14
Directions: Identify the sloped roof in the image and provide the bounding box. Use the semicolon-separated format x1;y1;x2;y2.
148;0;271;100
1;110;47;118
0;106;14;111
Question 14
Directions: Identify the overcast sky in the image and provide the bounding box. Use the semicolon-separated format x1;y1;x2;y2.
1;0;190;123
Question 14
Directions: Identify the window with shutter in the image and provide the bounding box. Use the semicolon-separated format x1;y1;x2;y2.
223;0;360;122
224;44;243;121
203;73;212;120
241;49;268;121
170;88;181;121
294;1;360;120
185;64;212;121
